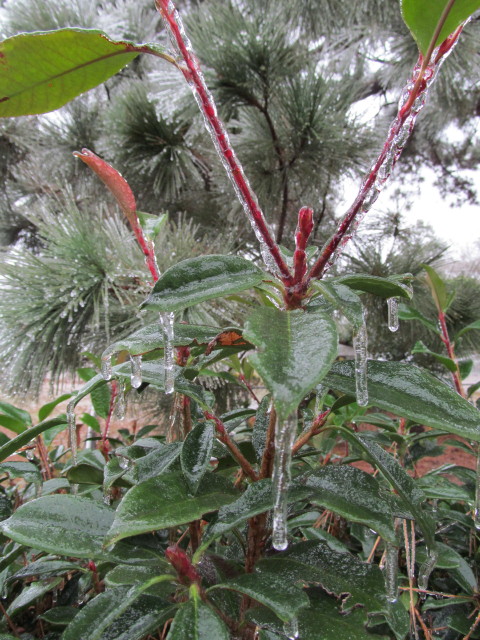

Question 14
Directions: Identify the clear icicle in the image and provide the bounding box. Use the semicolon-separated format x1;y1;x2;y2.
67;401;78;466
387;297;400;333
272;413;297;551
418;546;438;590
101;351;113;381
130;354;143;389
114;379;126;420
384;543;399;603
26;448;35;461
474;444;480;530
160;312;175;394
353;316;369;407
283;617;299;640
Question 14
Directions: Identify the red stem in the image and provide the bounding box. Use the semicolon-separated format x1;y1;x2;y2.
155;0;293;285
306;26;464;284
438;311;465;397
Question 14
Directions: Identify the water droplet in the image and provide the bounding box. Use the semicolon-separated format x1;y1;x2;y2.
418;547;438;590
118;455;129;470
283;617;299;639
130;354;143;389
26;448;35;461
353;316;368;407
160;312;175;394
387;297;399;332
384;543;399;603
272;413;297;551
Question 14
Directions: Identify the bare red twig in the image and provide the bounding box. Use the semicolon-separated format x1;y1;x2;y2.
155;0;293;285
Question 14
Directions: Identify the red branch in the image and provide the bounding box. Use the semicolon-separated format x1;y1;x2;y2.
155;0;293;285
438;311;465;397
205;411;258;481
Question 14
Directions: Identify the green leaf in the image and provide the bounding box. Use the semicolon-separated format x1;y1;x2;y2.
167;590;228;640
416;542;476;593
106;471;238;545
181;421;215;494
302;466;396;542
455;319;480;341
137;211;168;241
401;0;480;56
38;394;72;421
143;255;264;312
0;401;31;426
458;358;474;380
1;495;114;558
62;585;174;640
105;564;172;589
0;461;41;484
324;360;480;442
422;264;448;312
39;606;79;627
312;282;364;331
397;304;438;333
210;571;309;623
0;29;173;117
7;578;63;617
333;274;413;299
244;308;337;421
411;340;457;372
9;559;84;582
134;443;183;483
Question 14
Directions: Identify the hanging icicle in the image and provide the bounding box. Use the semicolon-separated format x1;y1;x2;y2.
130;354;143;389
66;400;78;466
384;542;399;603
353;315;369;407
418;546;438;590
283;617;299;640
272;413;297;551
160;312;175;394
474;444;480;530
387;297;400;333
101;350;113;381
114;379;126;420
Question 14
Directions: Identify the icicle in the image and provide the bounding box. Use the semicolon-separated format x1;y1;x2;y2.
283;617;299;640
25;448;35;461
118;455;130;470
473;444;480;530
130;354;143;389
114;379;126;420
417;546;438;590
160;312;175;394
67;400;78;466
387;297;399;333
272;413;297;551
353;316;369;407
384;543;399;603
101;350;113;381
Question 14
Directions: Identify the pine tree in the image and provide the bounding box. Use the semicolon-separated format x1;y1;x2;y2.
0;0;479;393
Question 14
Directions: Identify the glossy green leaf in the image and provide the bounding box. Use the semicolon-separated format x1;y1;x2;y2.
0;401;31;426
324;360;480;441
458;358;474;380
312;281;364;331
7;578;63;617
455;318;480;341
106;471;238;545
39;606;78;627
167;591;229;640
0;417;67;462
334;274;413;299
422;264;448;311
0;461;41;484
105;564;172;588
134;443;182;483
181;421;214;494
397;304;438;333
9;559;83;582
303;466;395;542
211;571;309;623
143;255;264;312
1;495;115;558
401;0;480;56
201;479;312;550
411;340;457;372
62;585;173;640
38;394;72;421
244;308;338;420
0;415;27;434
0;29;173;117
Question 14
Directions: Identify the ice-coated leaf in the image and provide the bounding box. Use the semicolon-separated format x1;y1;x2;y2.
105;564;172;589
302;466;396;542
0;461;41;484
7;578;63;617
0;29;172;117
143;255;264;312
333;274;413;299
244;308;338;421
324;360;480;441
134;443;182;483
39;606;78;627
210;571;309;622
0;495;115;559
401;0;480;56
416;542;476;593
167;594;229;640
106;471;238;545
62;585;174;640
9;559;84;582
202;479;312;548
311;281;364;331
181;421;214;494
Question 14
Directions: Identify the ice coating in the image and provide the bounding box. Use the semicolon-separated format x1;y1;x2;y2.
384;542;399;603
474;445;480;530
418;546;438;590
272;413;297;550
130;354;143;389
387;297;399;333
101;350;113;381
160;311;175;394
114;378;126;420
353;317;368;407
66;400;77;466
283;617;299;639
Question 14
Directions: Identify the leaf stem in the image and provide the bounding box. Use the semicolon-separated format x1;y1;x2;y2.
205;412;258;481
291;409;330;455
